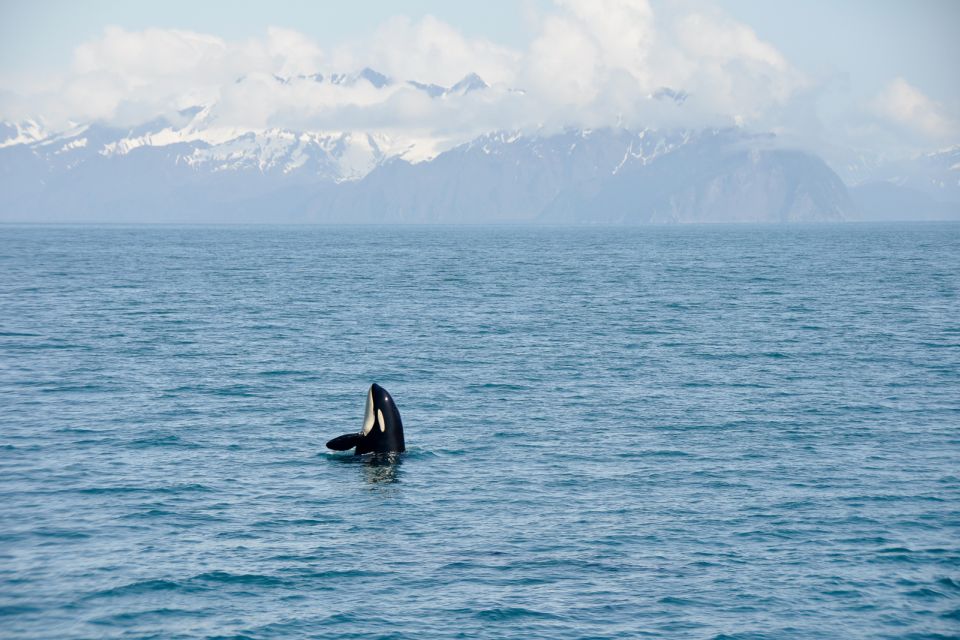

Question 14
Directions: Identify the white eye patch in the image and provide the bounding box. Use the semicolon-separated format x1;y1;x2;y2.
362;388;375;435
377;408;385;432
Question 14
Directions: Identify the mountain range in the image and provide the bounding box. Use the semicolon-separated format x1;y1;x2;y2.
2;69;958;223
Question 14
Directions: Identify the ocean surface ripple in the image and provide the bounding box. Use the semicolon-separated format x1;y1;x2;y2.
1;224;958;639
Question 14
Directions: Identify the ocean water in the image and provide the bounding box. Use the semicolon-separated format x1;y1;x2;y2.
1;223;958;640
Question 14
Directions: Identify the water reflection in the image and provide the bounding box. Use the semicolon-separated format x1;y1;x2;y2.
361;454;403;484
327;452;404;485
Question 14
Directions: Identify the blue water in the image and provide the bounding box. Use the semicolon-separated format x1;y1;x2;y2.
1;224;958;639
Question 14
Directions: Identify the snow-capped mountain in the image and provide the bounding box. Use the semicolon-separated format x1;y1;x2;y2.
315;128;855;223
0;67;496;184
2;67;951;223
25;112;421;182
0;126;857;223
842;145;960;220
845;145;960;199
913;146;960;201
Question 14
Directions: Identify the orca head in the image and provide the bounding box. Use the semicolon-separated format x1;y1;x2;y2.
356;383;405;455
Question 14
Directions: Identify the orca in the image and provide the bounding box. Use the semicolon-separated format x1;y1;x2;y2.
326;383;406;455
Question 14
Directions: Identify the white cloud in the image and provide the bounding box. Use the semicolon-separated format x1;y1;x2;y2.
675;12;786;71
666;9;807;126
874;77;957;139
517;0;807;131
331;15;520;87
555;0;656;82
524;13;603;107
73;26;229;80
0;0;813;146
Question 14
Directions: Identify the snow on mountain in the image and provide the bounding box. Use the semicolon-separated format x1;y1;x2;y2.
265;66;395;88
0;120;48;148
179;129;401;180
316;127;855;224
1;68;937;223
841;144;960;217
2;68;493;182
920;146;960;193
248;67;487;97
0;118;867;223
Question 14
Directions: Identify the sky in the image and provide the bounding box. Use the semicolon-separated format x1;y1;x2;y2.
0;0;957;161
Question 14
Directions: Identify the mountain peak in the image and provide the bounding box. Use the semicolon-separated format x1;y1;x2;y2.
652;87;688;104
357;67;391;89
448;73;488;95
408;80;446;97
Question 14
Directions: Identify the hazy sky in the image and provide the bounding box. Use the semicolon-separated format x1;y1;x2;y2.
1;0;957;159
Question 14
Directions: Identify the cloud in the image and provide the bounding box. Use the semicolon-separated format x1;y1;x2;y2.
0;0;813;147
549;0;657;84
873;77;957;139
516;0;808;131
671;10;804;117
330;15;520;87
73;26;228;80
